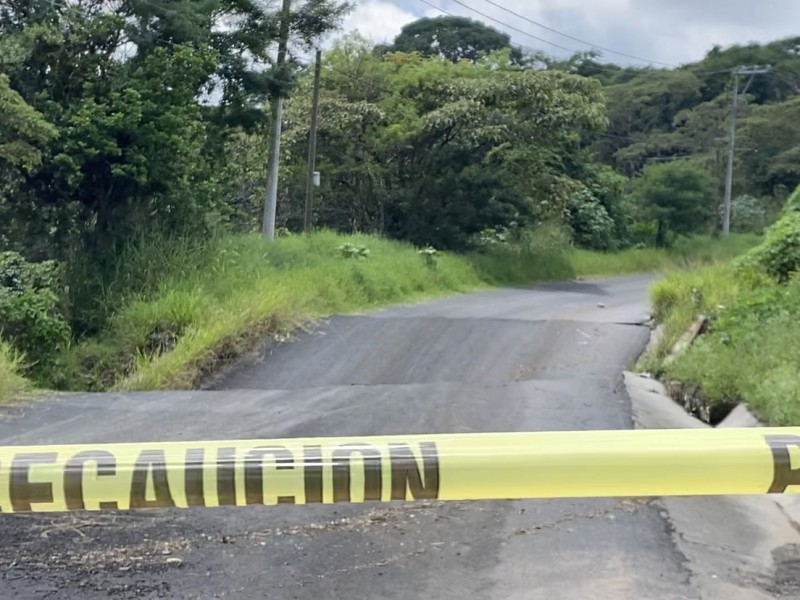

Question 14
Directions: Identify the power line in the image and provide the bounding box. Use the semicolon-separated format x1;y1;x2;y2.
447;0;577;53
415;0;542;56
478;0;676;67
417;0;576;54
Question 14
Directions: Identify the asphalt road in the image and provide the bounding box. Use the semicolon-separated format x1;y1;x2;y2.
0;274;705;599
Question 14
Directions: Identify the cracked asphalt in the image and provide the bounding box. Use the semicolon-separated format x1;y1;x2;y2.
0;274;707;599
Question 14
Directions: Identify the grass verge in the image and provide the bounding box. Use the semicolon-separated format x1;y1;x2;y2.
29;231;760;394
570;233;761;278
648;261;800;425
0;340;28;404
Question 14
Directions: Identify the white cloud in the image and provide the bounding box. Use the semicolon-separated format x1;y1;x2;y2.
338;0;800;65
340;0;432;44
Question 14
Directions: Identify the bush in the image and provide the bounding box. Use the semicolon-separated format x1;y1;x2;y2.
568;189;617;251
0;252;70;376
0;339;28;403
737;210;800;282
721;195;766;233
783;183;800;213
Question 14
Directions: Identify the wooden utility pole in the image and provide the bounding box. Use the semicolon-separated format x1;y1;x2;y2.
304;49;322;232
262;0;292;240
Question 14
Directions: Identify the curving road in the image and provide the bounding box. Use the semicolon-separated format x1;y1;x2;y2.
0;274;711;599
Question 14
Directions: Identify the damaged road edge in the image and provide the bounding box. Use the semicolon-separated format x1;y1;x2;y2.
624;370;800;599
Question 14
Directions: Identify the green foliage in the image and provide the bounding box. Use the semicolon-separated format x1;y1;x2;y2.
649;222;800;424
663;275;800;425
418;246;438;268
284;38;607;250
687;38;800;104
567;188;616;250
726;194;766;233
0;339;28;404
337;243;371;259
596;70;703;173
737;208;800;282
785;184;800;213
569;36;800;205
0;73;57;174
386;16;522;64
630;161;716;245
45;230;750;392
0;0;347;275
737;98;800;197
0;252;70;378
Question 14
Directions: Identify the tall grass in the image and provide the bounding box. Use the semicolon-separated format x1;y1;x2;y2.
652;270;800;425
647;264;747;359
62;231;491;392
571;234;761;277
41;230;760;394
646;228;800;424
0;340;28;404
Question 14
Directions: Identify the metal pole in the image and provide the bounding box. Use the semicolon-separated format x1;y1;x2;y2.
262;0;292;240
722;71;739;236
304;49;322;233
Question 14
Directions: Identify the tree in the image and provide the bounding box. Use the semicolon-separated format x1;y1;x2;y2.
0;0;349;332
688;37;800;104
595;70;702;174
279;39;608;249
737;98;800;199
631;161;716;246
387;16;522;64
0;74;58;255
383;53;605;248
0;73;56;188
0;0;349;256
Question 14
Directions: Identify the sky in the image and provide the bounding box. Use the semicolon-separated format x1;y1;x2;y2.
339;0;800;67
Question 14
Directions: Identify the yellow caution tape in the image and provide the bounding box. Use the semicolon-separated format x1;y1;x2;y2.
1;428;799;513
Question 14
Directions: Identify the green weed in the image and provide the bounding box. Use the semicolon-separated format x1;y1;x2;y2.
0;340;28;404
650;259;800;425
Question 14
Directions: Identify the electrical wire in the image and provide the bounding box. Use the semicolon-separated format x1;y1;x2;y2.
416;0;577;54
478;0;676;67
415;0;543;57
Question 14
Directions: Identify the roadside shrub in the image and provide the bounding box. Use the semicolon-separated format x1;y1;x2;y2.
783;184;800;213
737;211;800;282
568;189;617;251
0;339;28;402
0;252;70;375
722;195;766;233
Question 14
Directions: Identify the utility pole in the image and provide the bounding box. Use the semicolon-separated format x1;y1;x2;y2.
722;65;770;235
304;48;322;233
262;0;292;240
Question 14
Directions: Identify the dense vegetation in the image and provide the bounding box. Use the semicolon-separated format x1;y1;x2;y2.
0;7;797;399
650;185;800;425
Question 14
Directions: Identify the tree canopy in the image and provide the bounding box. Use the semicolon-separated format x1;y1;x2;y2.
383;16;522;64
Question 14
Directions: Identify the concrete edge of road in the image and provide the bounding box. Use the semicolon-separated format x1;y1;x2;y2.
625;370;800;598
